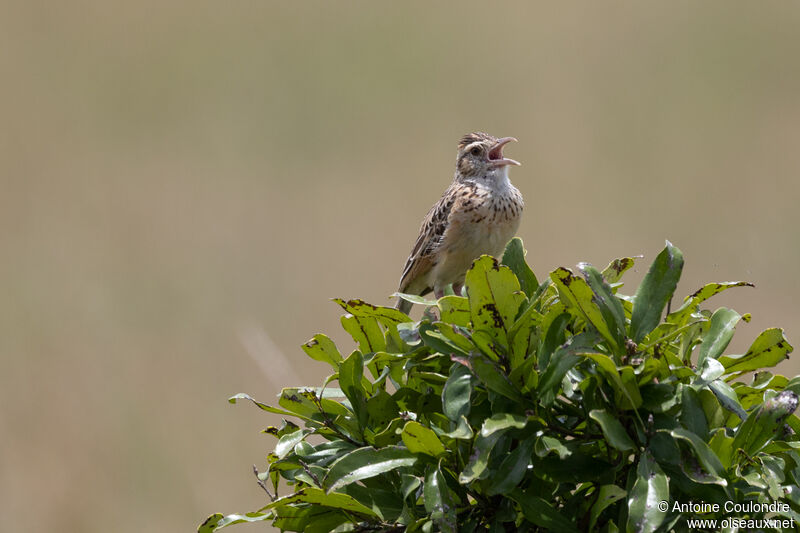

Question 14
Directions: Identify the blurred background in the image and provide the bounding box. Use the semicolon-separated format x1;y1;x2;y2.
2;1;799;531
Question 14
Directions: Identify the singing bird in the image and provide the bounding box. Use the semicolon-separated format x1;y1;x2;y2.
395;132;524;314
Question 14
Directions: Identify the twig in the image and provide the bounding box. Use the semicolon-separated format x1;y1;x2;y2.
298;459;322;488
253;464;276;501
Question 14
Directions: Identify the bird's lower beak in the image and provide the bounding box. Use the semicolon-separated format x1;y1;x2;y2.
488;137;521;167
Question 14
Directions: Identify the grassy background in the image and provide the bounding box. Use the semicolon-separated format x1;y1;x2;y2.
2;2;799;531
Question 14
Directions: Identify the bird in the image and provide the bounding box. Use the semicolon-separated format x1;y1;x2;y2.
395;132;524;315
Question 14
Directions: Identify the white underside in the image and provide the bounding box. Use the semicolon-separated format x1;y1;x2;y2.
426;169;522;293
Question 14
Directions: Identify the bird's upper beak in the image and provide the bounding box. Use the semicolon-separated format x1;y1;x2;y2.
487;137;521;167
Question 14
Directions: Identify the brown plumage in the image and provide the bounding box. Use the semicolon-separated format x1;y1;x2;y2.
395;132;524;314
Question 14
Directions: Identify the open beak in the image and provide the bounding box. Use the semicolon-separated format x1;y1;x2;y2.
487;137;520;167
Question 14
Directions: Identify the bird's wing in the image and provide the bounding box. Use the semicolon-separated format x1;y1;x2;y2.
398;185;457;294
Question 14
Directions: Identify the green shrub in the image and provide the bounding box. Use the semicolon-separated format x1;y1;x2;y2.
199;240;800;532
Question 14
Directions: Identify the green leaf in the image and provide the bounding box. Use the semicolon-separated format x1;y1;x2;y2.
275;429;310;459
460;431;503;483
630;241;684;343
442;364;474;421
339;351;368;431
510;489;577;533
470;355;524;402
719;328;793;376
707;380;747;420
696;357;725;384
263;419;301;439
539;331;602;406
589;410;635;451
232;389;350;423
401;421;446;457
322;446;418;492
486;438;536;495
579;262;627;352
707;428;734;469
662;428;727;485
341;314;386;353
588;485;626;531
262;486;380;518
696;308;741;368
536;451;614;484
601;257;637;284
731;390;799;457
271;507;349;533
667;281;753;325
370;418;405;448
198;512;271;532
393;292;438;308
465;255;526;343
480;412;529;437
301;334;343;368
538;304;568;369
550;266;621;353
679;386;709;439
438;296;471;327
401;474;421;501
501;237;539;297
508;300;543;363
433;322;476;355
534;436;571;459
418;322;469;357
339;483;404;522
229;392;306;419
423;465;457;533
334;298;411;350
626;452;668;533
584;353;642;410
442;415;474;440
334;298;409;325
366;389;399;429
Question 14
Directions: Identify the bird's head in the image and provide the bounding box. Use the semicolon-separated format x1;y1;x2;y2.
455;132;520;180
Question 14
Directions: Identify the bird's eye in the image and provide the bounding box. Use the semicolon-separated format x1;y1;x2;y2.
470;147;482;156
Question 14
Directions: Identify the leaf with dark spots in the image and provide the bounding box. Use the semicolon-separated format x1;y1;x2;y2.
579;262;627;356
438;295;470;327
719;328;793;376
301;334;343;369
276;387;351;420
551;266;622;355
465;255;526;345
340;314;386;354
334;297;409;325
602;256;637;284
667;281;753;325
262;419;301;439
481;303;504;329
